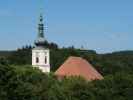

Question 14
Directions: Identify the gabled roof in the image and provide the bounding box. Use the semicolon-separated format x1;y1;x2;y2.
55;56;103;81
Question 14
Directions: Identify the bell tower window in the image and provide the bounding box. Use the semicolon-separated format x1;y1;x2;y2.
36;57;39;63
35;52;39;63
45;56;47;64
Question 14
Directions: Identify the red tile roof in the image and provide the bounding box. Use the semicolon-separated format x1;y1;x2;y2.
55;56;103;81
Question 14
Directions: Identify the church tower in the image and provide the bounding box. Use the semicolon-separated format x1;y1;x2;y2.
32;14;50;73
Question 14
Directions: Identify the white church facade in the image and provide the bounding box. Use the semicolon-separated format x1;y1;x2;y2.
32;14;50;73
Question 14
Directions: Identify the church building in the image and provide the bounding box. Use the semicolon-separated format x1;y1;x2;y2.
32;14;50;73
31;14;103;81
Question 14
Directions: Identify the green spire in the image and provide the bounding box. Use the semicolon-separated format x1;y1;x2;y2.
38;14;44;38
35;14;46;46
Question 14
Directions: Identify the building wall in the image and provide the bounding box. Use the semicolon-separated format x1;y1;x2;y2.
32;48;50;73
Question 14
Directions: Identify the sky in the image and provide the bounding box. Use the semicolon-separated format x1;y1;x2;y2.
0;0;133;53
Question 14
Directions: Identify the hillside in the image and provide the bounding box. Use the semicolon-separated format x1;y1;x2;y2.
0;42;133;76
0;57;133;100
0;42;133;99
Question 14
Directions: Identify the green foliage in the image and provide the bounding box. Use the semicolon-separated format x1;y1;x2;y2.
0;64;133;100
0;43;132;76
7;45;32;65
0;42;133;99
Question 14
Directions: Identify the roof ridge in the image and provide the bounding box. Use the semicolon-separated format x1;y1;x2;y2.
55;56;104;81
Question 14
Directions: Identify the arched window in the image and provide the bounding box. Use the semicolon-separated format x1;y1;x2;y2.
45;56;47;64
36;57;39;63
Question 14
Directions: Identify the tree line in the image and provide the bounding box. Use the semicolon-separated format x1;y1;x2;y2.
0;64;133;100
0;41;133;99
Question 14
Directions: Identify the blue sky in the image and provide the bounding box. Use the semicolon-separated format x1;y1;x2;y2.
0;0;133;53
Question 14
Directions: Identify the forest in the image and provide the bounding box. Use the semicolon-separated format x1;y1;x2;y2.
0;41;133;100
